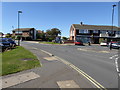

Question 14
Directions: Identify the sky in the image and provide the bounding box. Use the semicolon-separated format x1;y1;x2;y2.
2;2;118;37
118;1;120;27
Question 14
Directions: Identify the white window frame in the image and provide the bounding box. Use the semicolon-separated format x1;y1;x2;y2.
100;30;107;34
93;30;99;33
79;29;88;33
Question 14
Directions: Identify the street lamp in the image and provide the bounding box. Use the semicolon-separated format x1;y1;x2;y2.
18;11;22;46
111;4;116;36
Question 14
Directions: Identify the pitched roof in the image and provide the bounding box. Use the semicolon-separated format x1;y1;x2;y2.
13;28;35;31
72;24;119;31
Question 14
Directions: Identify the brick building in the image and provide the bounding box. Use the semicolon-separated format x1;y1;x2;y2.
12;28;36;40
70;23;120;44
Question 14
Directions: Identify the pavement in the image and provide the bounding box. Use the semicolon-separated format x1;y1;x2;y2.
1;44;98;89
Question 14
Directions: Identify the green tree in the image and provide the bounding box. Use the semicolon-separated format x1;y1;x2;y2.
36;32;46;41
62;37;68;40
5;33;12;38
46;28;61;41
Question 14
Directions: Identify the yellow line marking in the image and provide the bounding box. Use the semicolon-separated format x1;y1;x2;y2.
55;56;107;90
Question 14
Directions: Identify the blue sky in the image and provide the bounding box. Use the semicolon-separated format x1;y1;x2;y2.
2;2;118;37
118;1;120;27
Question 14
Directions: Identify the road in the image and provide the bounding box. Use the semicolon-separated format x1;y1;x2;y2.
21;41;119;88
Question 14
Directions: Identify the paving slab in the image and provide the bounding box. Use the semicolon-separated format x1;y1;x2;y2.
57;80;80;88
2;72;40;88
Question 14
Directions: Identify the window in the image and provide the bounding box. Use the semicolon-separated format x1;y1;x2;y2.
100;30;107;34
116;31;120;34
108;31;112;34
79;29;88;33
93;30;99;33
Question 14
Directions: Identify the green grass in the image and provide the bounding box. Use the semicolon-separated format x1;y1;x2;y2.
39;42;60;44
1;46;41;76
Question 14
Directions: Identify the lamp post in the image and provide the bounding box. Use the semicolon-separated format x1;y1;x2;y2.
18;11;22;46
111;5;116;36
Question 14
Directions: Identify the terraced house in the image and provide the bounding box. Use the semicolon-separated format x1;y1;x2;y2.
12;28;36;40
70;23;120;44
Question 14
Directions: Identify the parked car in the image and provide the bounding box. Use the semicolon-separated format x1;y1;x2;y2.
74;40;83;45
3;38;16;47
100;41;108;46
0;42;5;52
0;38;11;51
108;41;120;49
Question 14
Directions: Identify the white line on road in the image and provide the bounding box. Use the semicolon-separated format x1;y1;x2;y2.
33;47;54;56
109;55;118;59
115;57;120;73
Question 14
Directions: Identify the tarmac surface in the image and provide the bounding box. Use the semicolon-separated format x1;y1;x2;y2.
19;41;119;89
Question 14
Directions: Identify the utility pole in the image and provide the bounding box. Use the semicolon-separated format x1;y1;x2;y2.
111;5;116;36
18;11;22;46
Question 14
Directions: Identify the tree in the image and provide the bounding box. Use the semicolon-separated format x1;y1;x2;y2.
36;31;46;41
5;33;12;38
46;28;61;41
62;37;68;40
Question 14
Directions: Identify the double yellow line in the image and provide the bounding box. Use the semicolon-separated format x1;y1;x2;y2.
33;46;107;90
55;56;107;90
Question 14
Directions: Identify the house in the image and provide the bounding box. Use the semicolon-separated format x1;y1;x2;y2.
70;23;120;44
12;28;36;40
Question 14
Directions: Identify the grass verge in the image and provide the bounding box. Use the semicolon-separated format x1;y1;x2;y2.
1;46;40;76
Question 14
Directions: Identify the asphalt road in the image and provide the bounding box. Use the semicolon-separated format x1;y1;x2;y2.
21;41;119;88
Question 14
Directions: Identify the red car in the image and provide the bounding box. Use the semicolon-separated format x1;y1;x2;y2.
74;41;83;45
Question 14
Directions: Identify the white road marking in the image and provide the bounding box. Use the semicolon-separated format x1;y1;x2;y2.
115;57;120;73
43;57;58;61
57;80;80;88
99;51;109;53
25;41;39;43
77;48;88;51
40;49;54;56
78;48;110;53
109;55;118;59
2;72;40;88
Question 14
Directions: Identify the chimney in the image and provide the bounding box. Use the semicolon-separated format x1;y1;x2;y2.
80;22;83;25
